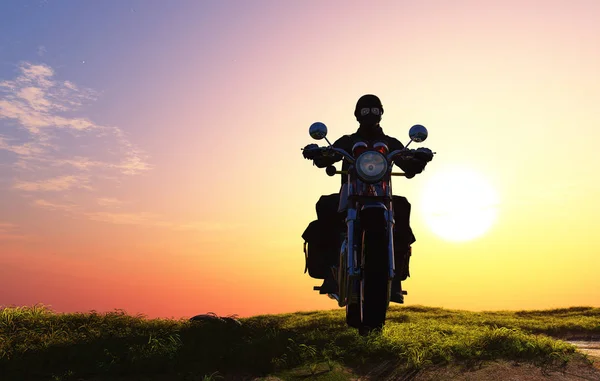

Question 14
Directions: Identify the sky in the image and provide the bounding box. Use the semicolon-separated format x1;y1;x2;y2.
1;0;599;319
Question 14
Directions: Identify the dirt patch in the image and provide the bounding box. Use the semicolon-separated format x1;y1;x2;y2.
569;341;600;361
565;339;600;372
411;358;600;381
347;355;600;381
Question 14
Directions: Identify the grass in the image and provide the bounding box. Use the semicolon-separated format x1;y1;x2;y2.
1;304;599;380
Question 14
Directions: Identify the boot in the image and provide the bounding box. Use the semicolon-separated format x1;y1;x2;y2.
319;274;338;294
390;278;404;304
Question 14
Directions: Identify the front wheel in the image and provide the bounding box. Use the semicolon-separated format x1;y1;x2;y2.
360;228;390;334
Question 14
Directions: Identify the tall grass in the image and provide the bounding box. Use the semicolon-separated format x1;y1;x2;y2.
1;304;599;380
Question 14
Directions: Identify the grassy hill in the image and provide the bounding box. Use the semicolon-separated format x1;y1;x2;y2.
1;304;599;380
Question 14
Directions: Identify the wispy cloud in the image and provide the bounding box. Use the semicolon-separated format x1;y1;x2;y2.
96;197;124;207
53;157;105;171
33;199;79;212
0;222;27;241
174;221;242;232
30;197;234;233
1;63;87;129
0;61;150;177
0;222;17;231
84;211;239;232
0;61;151;219
0;62;224;234
14;175;91;192
0;136;45;156
85;211;168;226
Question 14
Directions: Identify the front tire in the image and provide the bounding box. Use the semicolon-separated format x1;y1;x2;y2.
346;303;361;328
360;228;390;333
346;279;361;328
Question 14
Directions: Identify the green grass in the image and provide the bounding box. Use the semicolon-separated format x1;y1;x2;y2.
1;304;599;380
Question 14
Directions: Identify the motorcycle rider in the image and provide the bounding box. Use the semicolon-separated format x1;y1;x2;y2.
302;94;433;303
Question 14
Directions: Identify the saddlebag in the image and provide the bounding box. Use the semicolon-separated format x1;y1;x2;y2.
316;193;343;220
302;219;340;279
392;195;415;280
301;193;345;279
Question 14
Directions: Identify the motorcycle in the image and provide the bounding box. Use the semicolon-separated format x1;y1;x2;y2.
302;123;434;335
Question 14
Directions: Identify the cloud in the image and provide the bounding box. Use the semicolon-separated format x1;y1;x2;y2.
33;199;78;212
174;221;243;232
0;222;17;231
96;197;123;207
83;211;240;232
115;151;152;175
14;175;91;192
85;211;167;226
0;222;27;241
28;195;238;232
0;62;149;175
0;63;100;135
31;194;235;232
0;62;151;221
53;157;105;171
0;136;46;156
0;62;227;234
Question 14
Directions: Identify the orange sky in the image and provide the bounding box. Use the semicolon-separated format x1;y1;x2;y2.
1;1;600;318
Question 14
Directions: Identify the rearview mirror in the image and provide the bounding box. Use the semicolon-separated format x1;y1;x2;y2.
409;124;428;143
309;122;328;140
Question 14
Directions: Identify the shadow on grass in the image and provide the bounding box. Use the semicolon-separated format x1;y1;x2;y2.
1;315;295;380
2;305;600;380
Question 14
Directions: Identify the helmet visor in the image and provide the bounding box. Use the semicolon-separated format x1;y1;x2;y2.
360;107;382;116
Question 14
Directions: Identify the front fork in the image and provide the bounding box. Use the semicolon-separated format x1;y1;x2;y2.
336;208;357;307
346;208;359;278
385;207;396;305
338;206;396;307
386;207;396;280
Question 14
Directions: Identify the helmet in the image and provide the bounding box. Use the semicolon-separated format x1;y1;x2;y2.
354;94;384;122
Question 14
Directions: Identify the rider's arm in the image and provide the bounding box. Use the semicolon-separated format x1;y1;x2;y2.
388;137;428;178
313;135;352;168
396;159;427;178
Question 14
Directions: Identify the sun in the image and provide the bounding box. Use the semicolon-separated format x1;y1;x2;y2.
420;167;499;242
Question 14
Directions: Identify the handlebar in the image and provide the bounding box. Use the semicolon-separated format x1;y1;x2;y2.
303;145;435;174
322;146;355;163
306;146;415;163
326;169;407;177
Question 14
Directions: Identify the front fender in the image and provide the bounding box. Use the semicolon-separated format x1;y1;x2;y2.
359;203;388;231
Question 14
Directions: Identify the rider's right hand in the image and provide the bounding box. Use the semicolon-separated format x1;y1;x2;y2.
302;144;319;160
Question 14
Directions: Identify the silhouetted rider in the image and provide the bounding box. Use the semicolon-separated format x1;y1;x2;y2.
304;94;432;179
302;94;433;303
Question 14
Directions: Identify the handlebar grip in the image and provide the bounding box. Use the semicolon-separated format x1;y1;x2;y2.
302;147;321;160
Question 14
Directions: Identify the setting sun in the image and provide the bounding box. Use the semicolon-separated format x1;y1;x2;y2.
421;168;499;242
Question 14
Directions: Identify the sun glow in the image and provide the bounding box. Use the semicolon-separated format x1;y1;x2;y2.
421;168;499;242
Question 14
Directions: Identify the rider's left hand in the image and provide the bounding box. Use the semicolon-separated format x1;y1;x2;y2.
401;155;429;178
414;147;434;162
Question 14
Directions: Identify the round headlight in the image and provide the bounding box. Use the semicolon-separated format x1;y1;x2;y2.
356;151;388;183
